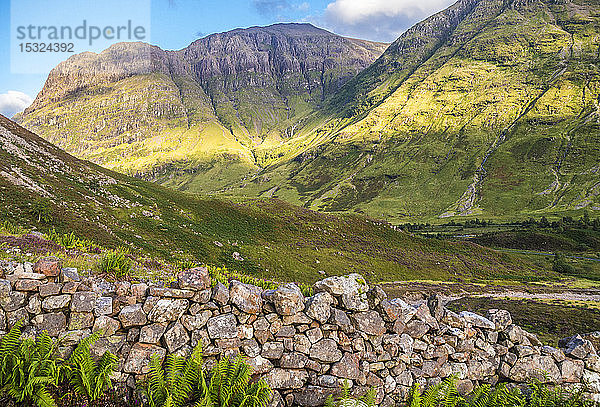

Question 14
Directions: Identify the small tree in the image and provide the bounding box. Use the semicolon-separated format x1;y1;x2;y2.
30;198;53;224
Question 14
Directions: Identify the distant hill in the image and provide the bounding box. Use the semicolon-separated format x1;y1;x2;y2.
0;114;548;283
16;23;387;193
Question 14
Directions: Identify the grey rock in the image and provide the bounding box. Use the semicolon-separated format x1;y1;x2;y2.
509;356;560;383
39;283;61;297
147;299;189;323
94;296;113;316
247;355;274;374
460;311;495;330
60;267;80;283
70;291;96;313
560;359;584;383
330;352;360;379
124;343;166;374
309;339;342;363
42;294;71;311
69;312;94;330
164;322;189;352
262;341;285;359
207;313;238;339
212;282;230;305
33;312;66;336
177;266;211;290
268;283;305;316
230;281;263;314
0;291;27;312
305;292;334;323
119;304;148;327
351;311;385;336
140;323;168;344
93;315;120;337
181;311;211;332
263;368;308;389
280;352;308;369
486;309;512;331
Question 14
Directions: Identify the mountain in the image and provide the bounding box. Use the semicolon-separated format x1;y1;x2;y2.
16;23;387;193
228;0;600;221
0;114;549;283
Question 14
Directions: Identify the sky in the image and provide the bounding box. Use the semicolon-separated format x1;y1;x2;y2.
0;0;456;117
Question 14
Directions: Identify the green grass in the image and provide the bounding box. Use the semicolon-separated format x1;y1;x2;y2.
0;115;561;285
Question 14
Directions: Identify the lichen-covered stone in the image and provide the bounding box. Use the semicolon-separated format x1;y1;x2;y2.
351;311;386;336
267;283;305;316
147;299;188;323
124;343;166;374
230;281;263;314
207;313;238;339
309;339;342;363
93;315;120;337
178;267;211;290
164;322;189;352
71;291;96;313
119;304;147;327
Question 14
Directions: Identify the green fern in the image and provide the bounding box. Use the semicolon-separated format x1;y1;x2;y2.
201;354;271;407
0;321;61;407
325;380;376;407
143;343;205;407
63;331;118;401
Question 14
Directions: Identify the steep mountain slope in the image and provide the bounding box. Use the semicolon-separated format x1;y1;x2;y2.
228;0;600;221
0;114;551;283
16;24;387;192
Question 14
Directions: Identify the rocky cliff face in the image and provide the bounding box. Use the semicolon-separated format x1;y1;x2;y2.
2;263;599;405
17;24;387;190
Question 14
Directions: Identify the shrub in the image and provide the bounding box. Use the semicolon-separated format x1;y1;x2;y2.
45;229;99;252
204;353;271;407
98;249;132;278
553;253;576;275
144;344;205;407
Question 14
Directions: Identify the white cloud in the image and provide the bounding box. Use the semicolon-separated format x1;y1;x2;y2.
0;91;33;118
323;0;455;42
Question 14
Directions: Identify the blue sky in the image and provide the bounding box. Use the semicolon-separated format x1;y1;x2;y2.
0;0;455;117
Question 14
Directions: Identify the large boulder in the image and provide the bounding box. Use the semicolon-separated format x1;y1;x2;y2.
351;311;386;336
267;283;305;316
124;343;166;374
118;304;147;327
230;281;263;314
314;273;369;312
207;313;238;339
305;292;334;323
177;267;210;290
309;339;342;363
147;299;189;323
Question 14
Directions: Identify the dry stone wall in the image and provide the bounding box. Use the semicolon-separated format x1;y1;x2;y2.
1;258;600;407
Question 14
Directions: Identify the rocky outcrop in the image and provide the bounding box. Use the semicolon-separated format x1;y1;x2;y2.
1;258;599;406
